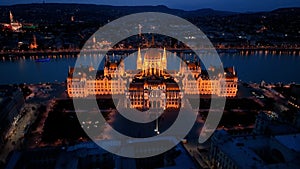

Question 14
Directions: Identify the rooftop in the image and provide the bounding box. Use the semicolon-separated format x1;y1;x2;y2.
275;134;300;152
213;130;300;169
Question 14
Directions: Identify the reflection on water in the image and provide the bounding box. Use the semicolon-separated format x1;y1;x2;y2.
220;53;300;84
0;51;299;84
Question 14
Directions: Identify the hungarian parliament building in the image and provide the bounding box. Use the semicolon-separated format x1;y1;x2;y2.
67;48;238;109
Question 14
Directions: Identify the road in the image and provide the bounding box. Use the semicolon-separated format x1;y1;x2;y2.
0;83;67;163
0;104;38;163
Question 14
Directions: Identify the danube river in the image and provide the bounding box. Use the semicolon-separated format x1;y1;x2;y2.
0;52;300;84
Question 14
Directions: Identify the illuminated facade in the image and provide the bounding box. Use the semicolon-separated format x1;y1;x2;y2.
29;35;38;49
67;48;238;109
9;11;22;32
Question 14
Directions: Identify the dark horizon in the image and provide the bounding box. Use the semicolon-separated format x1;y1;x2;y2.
1;2;300;13
1;0;300;12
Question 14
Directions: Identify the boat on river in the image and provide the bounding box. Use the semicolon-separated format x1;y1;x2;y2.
35;58;51;62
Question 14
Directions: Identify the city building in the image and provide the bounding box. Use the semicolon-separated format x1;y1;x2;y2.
209;111;300;169
288;84;300;109
29;35;38;50
5;142;114;169
67;48;238;109
9;11;22;32
5;140;197;169
209;130;300;169
0;85;24;145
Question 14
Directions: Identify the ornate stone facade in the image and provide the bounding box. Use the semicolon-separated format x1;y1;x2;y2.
67;48;238;109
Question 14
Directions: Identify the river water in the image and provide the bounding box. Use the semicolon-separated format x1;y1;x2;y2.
0;52;299;84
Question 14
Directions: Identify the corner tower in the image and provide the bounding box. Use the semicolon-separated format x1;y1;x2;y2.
161;47;167;70
137;47;143;70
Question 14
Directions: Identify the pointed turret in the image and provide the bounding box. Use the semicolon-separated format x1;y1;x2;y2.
29;35;38;49
89;62;95;72
92;36;96;44
9;11;22;32
119;60;125;75
9;11;13;23
162;47;167;70
137;47;142;70
233;66;236;76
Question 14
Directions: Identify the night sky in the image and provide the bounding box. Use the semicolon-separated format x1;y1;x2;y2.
1;0;300;12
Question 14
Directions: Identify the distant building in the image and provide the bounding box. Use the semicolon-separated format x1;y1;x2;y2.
253;111;278;135
9;11;22;32
288;84;300;109
5;142;114;169
254;111;299;136
209;110;300;169
29;35;38;50
209;130;300;169
5;140;197;169
67;48;238;109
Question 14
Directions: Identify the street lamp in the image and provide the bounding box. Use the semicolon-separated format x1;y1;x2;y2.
154;116;159;135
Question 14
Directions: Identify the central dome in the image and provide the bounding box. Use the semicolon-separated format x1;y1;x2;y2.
141;48;167;76
144;48;162;61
